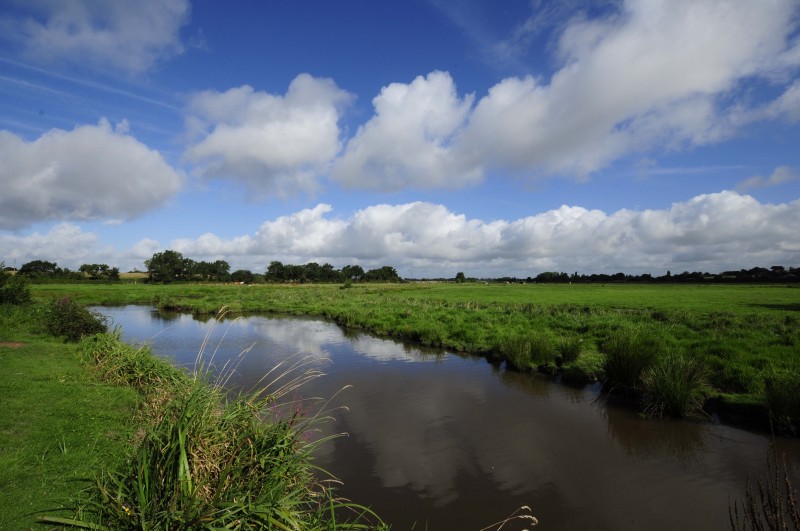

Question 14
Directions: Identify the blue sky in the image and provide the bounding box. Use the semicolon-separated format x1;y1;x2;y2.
1;0;799;278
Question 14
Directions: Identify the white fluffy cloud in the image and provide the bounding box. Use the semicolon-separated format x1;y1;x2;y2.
737;166;799;191
155;191;800;277
336;0;800;189
0;119;185;229
0;223;105;268
184;75;353;198
1;0;190;73
333;71;479;189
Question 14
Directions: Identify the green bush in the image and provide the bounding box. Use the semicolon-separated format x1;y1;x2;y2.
641;352;710;418
0;270;31;305
45;297;108;342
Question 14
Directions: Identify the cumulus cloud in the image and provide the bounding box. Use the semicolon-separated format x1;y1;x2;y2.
737;166;799;191
457;0;800;177
337;1;800;189
184;75;353;198
0;223;106;267
0;119;185;230
333;71;479;190
0;0;190;74
156;191;800;277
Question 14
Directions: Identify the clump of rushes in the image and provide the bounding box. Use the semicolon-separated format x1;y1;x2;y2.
763;370;800;435
556;334;583;367
41;332;387;530
601;326;663;392
641;351;710;418
501;331;556;371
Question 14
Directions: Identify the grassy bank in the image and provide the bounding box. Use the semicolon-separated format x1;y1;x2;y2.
0;304;139;530
1;299;387;529
31;282;800;427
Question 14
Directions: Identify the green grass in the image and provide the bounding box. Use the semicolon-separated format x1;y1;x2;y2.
0;304;139;530
28;282;800;425
2;301;387;529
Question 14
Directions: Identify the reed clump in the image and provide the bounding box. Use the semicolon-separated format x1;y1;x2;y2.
764;370;800;436
641;351;710;418
601;327;663;392
41;330;387;530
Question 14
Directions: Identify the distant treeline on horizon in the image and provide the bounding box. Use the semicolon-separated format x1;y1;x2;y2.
3;256;799;285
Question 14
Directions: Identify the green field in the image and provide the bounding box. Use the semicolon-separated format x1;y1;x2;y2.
31;282;800;421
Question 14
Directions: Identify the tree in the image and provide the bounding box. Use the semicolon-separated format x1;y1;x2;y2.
231;269;255;283
0;263;31;304
341;264;364;282
454;272;466;283
265;261;286;282
18;260;59;277
79;263;120;281
145;250;185;283
364;265;401;282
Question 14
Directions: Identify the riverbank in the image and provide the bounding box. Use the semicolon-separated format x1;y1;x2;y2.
31;282;800;430
0;301;387;529
0;304;138;529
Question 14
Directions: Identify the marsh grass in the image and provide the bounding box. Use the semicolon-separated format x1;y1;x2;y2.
641;352;710;418
601;327;664;392
764;371;800;436
500;330;556;371
40;320;387;530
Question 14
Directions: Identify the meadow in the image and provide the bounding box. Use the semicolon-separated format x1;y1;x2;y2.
32;281;800;427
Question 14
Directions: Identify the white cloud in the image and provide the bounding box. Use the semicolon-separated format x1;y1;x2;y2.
0;119;185;230
336;1;800;189
1;0;190;74
0;223;104;268
184;75;353;198
333;71;479;190
152;191;800;277
457;0;800;178
737;166;799;191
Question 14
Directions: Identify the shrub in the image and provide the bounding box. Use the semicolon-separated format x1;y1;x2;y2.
602;327;663;392
641;352;710;418
763;370;800;435
0;270;31;305
45;297;108;342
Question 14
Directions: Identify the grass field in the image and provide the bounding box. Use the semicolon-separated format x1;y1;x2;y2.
30;281;799;418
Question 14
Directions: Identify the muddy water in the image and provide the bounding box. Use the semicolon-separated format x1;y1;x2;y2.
96;306;800;530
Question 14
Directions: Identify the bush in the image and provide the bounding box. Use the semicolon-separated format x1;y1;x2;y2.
0;270;31;305
45;297;108;342
641;352;710;418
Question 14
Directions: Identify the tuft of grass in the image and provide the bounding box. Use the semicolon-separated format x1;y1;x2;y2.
641;351;710;418
556;334;583;366
764;370;800;436
601;327;664;392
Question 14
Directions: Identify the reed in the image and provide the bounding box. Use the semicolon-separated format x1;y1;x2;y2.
641;351;710;418
40;323;387;530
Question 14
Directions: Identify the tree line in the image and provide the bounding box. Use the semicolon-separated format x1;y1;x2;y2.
5;254;797;285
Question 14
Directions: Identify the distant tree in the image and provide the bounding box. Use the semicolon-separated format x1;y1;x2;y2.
364;265;401;282
341;264;365;282
231;269;255;283
18;260;59;277
79;263;120;281
265;261;286;282
455;272;466;283
145;250;185;283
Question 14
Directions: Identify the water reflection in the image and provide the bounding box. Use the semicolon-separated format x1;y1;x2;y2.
94;306;800;531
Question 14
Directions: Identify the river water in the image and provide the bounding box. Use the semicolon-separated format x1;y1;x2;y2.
94;306;800;530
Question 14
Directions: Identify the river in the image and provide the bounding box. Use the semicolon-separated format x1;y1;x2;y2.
94;306;800;530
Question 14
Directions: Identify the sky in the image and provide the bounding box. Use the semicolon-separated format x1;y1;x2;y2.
0;0;799;279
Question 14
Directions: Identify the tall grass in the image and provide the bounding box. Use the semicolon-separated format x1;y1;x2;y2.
601;326;664;392
764;371;800;436
41;328;387;530
641;352;710;418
